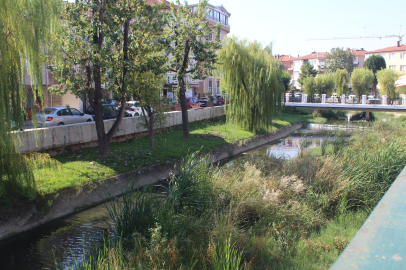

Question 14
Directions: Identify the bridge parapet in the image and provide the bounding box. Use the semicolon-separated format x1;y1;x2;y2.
331;165;406;269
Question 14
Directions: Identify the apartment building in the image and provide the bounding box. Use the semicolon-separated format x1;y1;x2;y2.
351;48;367;69
365;42;406;73
291;52;327;89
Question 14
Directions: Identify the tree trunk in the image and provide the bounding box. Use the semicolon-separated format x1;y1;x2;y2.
149;112;154;148
179;77;190;138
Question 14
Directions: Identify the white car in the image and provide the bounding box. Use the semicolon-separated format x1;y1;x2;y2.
125;101;143;117
35;106;93;127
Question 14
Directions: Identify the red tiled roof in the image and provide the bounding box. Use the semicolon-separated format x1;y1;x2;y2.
351;49;367;56
367;44;406;53
275;55;296;62
294;52;327;60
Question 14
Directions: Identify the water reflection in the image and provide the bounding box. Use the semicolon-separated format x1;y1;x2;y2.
0;203;111;270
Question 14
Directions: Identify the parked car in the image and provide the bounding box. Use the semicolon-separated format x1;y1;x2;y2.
198;97;208;107
294;93;302;98
125;101;143;117
348;95;357;100
216;94;224;104
331;93;338;98
85;104;118;120
186;98;202;109
35;106;93;127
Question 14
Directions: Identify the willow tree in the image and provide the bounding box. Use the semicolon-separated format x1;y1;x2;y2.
335;69;349;96
315;73;335;95
166;0;221;139
303;76;317;101
50;0;167;158
376;68;397;100
351;68;374;98
0;0;62;202
216;36;284;133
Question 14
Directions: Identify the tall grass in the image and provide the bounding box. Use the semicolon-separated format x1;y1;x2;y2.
61;120;406;269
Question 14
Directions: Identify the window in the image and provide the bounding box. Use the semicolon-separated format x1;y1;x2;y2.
353;56;359;64
401;65;406;71
209;81;212;90
389;53;396;60
207;33;212;40
70;108;82;115
389;65;396;71
401;53;406;59
380;54;386;59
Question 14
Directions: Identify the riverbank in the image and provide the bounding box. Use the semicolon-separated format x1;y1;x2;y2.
64;116;406;269
0;115;303;241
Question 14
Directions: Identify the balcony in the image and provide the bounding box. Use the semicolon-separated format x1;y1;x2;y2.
205;14;229;26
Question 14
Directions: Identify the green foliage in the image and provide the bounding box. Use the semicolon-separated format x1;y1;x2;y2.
216;36;284;133
335;69;349;96
50;0;167;157
315;73;335;95
0;0;62;203
376;68;398;99
350;68;374;97
298;62;318;87
279;70;291;91
132;72;167;148
166;0;222;138
303;76;316;99
210;238;243;270
364;54;386;80
325;47;355;74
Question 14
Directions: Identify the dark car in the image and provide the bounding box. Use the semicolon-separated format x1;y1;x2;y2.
85;104;118;120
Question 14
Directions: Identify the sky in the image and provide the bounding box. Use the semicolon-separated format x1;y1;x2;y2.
197;0;406;57
67;0;406;57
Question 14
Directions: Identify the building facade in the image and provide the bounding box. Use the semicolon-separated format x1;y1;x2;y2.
291;52;326;89
365;42;406;73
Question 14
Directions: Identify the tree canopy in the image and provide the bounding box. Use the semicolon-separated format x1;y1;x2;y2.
315;73;335;95
334;69;349;96
364;54;386;89
325;48;355;74
166;0;222;139
350;68;374;98
50;0;167;158
376;68;397;99
303;76;316;100
298;62;317;87
278;71;291;91
0;0;62;201
216;36;284;133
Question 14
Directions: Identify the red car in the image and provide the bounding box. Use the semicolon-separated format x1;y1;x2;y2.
186;98;202;109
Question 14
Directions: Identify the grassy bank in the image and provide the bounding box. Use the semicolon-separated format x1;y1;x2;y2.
0;112;304;214
32;113;303;195
61;117;406;269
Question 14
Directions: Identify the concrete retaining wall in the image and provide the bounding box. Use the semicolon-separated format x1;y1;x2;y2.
15;106;225;154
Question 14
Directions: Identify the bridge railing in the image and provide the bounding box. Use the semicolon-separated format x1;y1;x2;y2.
285;94;406;106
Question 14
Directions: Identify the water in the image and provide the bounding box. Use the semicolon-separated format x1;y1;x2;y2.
0;123;355;269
